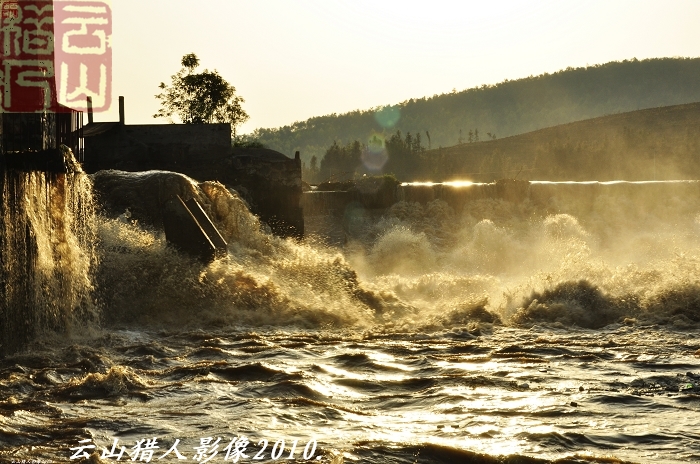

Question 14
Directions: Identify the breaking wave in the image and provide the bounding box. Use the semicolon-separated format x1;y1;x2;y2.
93;175;700;332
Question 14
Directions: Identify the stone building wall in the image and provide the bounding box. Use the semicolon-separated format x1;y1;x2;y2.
226;149;303;238
83;123;231;175
83;123;304;238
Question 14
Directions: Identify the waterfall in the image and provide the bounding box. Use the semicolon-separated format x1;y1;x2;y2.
0;148;97;356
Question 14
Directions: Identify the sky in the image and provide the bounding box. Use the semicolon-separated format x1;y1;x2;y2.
94;0;700;134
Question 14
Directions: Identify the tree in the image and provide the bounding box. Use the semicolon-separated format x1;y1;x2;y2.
319;140;363;181
384;130;425;179
302;155;320;183
154;53;249;135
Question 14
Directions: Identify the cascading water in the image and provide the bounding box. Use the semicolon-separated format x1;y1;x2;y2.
0;148;97;356
2;174;700;463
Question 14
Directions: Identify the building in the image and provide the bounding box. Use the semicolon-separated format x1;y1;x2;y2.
0;105;83;171
83;97;303;238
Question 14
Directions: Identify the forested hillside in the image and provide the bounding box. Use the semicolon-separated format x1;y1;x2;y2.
250;58;700;165
414;102;700;182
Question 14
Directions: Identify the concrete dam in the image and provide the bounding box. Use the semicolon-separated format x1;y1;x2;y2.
302;179;700;243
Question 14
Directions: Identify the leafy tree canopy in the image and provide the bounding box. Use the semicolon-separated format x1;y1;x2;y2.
154;53;249;134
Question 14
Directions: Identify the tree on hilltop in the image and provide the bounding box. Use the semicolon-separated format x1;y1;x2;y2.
154;53;249;135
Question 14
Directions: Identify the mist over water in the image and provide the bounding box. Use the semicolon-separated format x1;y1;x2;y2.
96;179;700;332
2;177;700;463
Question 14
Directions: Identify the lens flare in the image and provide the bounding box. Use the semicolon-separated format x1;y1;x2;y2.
367;133;385;155
362;133;388;172
374;105;400;128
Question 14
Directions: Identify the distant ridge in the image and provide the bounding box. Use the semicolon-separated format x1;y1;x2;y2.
417;101;700;182
251;58;700;163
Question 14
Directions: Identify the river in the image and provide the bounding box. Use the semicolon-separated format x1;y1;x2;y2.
1;176;699;464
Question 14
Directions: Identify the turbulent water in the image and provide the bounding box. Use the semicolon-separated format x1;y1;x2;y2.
1;177;700;464
0;156;97;357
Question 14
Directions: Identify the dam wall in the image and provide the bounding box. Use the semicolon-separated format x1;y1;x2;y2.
302;179;700;242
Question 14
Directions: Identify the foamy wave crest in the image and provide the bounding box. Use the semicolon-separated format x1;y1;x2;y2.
95;182;700;331
348;196;700;330
96;215;409;329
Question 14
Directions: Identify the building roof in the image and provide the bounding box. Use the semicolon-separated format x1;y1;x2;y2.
82;122;120;137
231;147;292;161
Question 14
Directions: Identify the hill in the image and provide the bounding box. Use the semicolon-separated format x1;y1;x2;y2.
250;58;700;164
416;102;700;182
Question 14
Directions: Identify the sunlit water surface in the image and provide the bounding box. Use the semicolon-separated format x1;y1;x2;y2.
2;177;700;463
1;326;699;463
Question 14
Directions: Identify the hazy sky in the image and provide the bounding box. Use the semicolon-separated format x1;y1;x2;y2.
98;0;700;134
